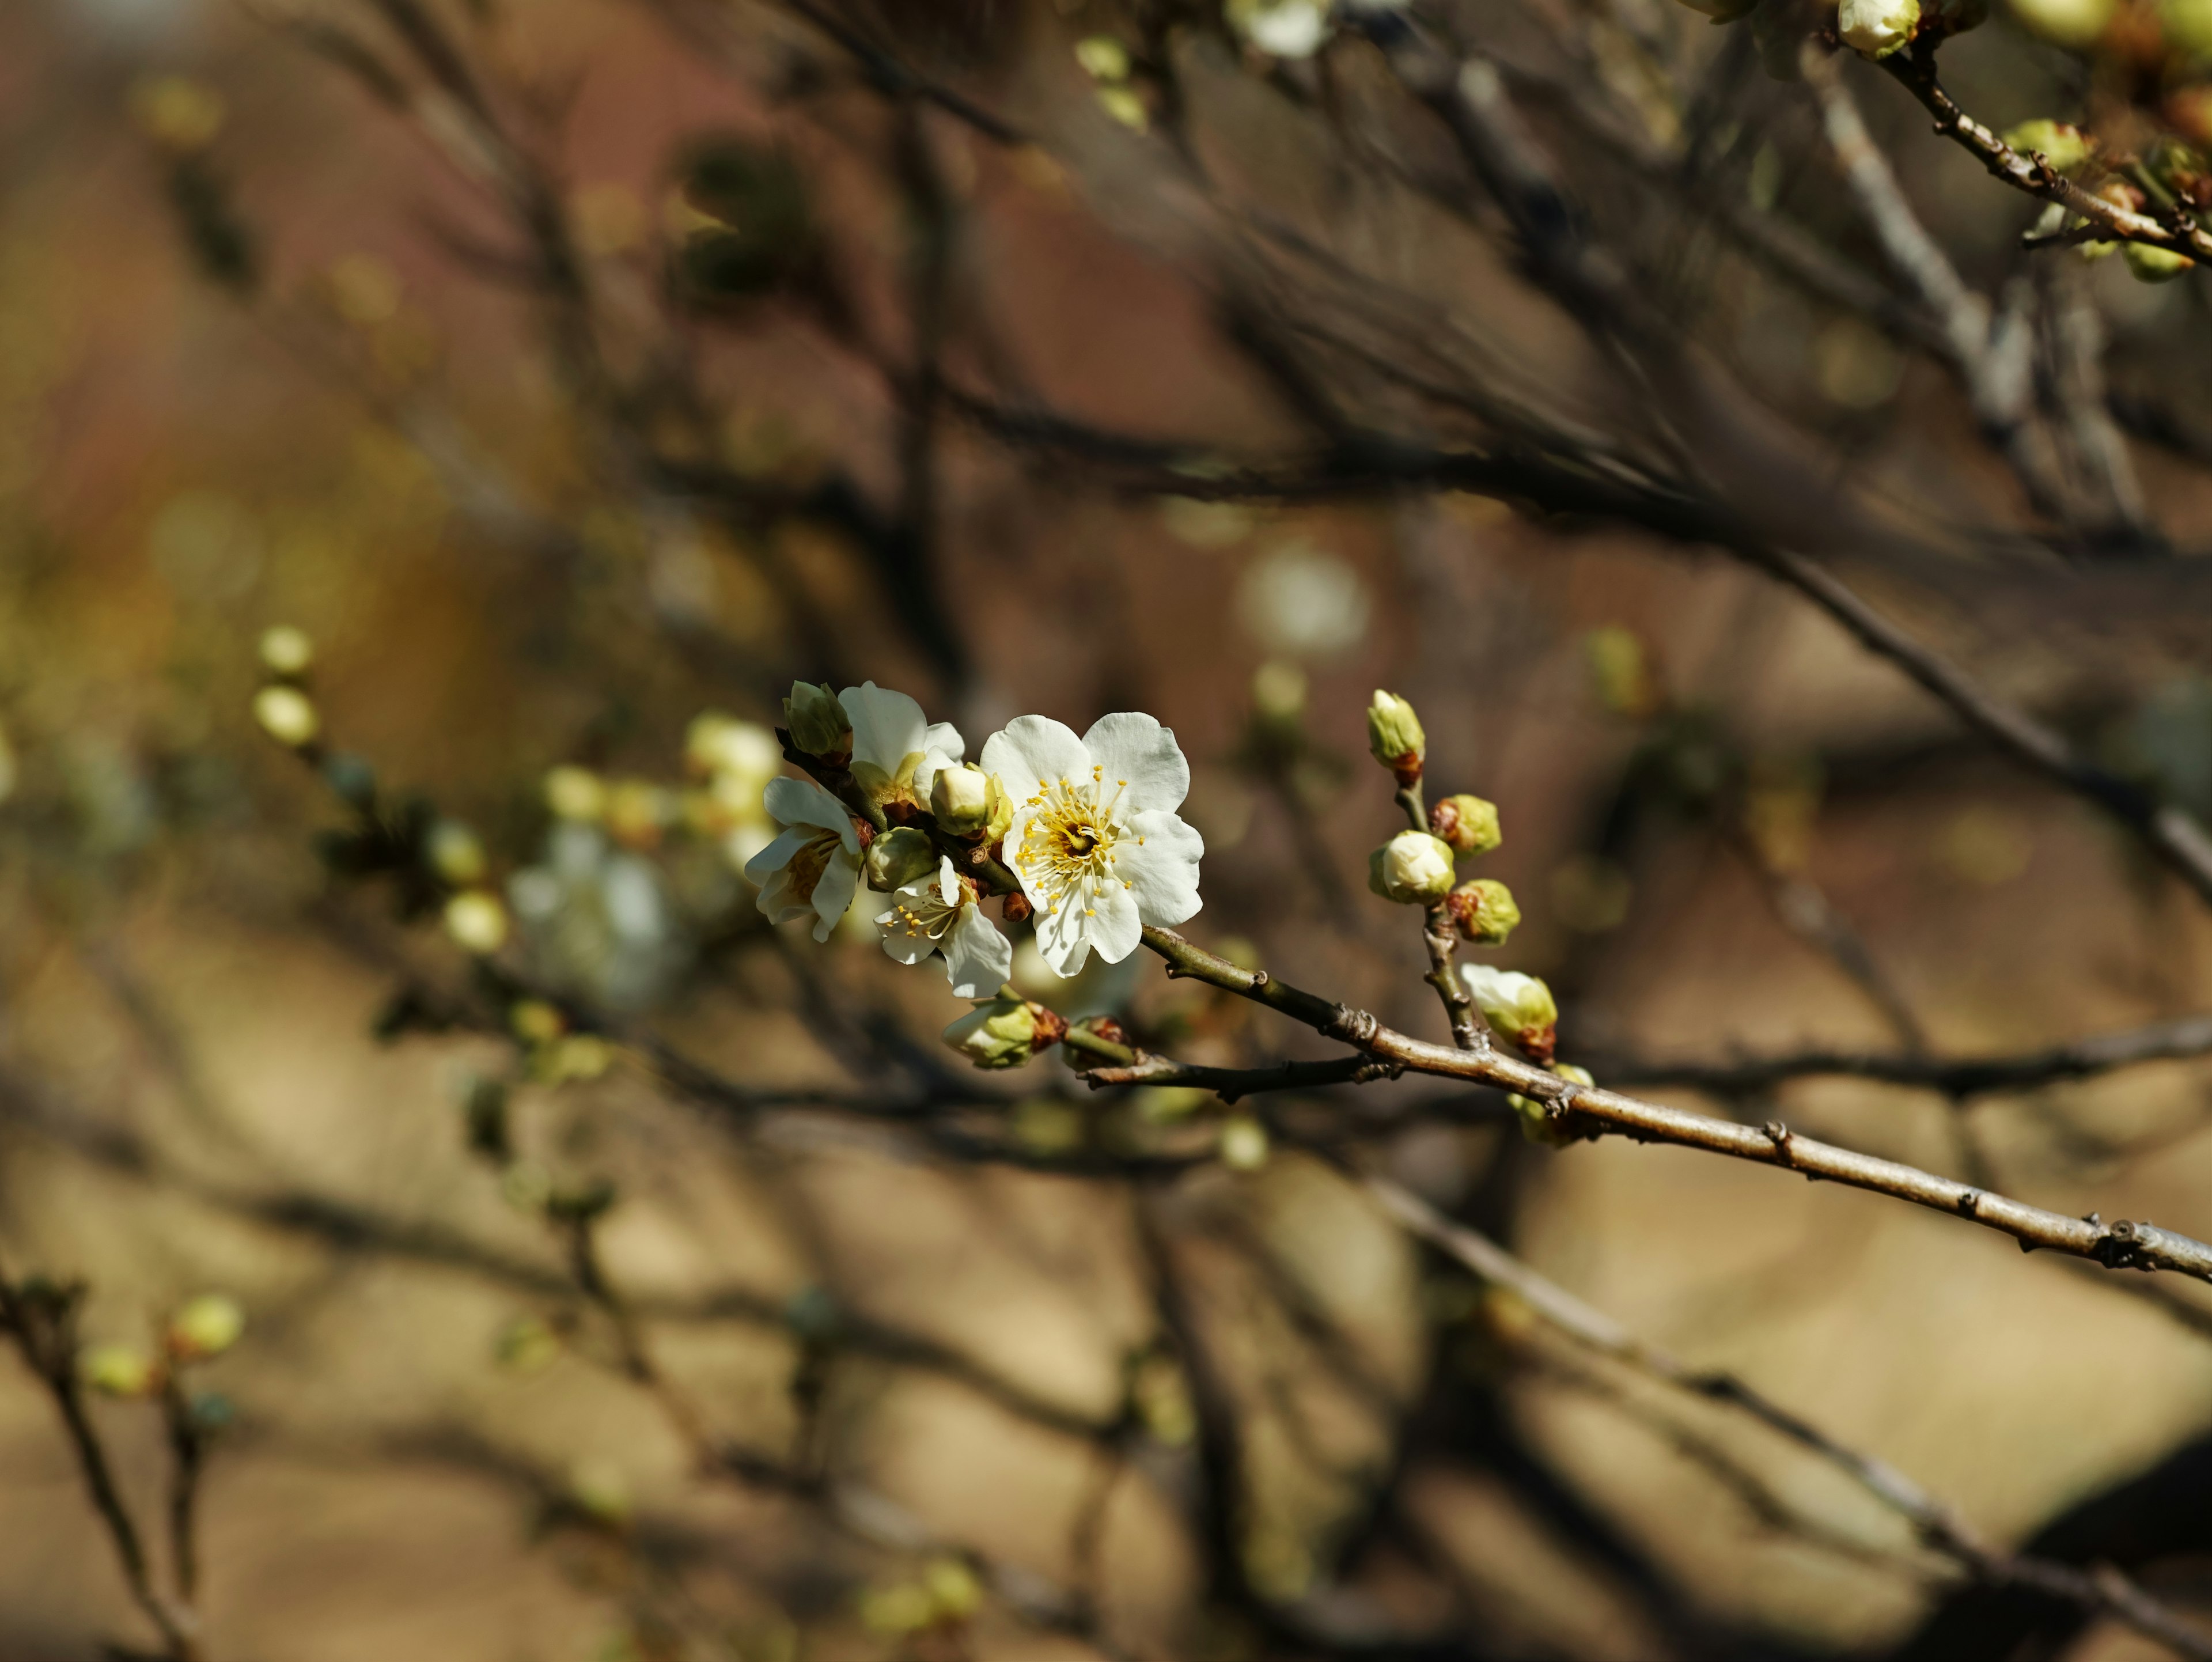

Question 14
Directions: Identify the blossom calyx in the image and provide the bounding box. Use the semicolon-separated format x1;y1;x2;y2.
1366;690;1427;783
1446;878;1521;944
1063;1014;1132;1073
783;681;853;763
1839;0;1920;55
1430;793;1502;855
1369;831;1457;904
943;986;1067;1070
1462;965;1558;1062
865;826;937;891
930;763;1000;836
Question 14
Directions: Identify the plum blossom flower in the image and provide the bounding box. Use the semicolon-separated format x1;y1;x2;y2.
982;712;1205;977
744;778;862;941
842;682;964;816
877;856;1012;997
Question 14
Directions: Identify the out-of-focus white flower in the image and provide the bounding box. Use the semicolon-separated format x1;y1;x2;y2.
1840;0;1920;51
1229;0;1331;56
745;777;863;941
444;889;510;955
252;685;319;748
1236;543;1371;660
984;713;1205;977
257;624;314;677
544;765;607;823
685;711;781;786
842;682;964;816
509;824;685;1010
878;856;1014;997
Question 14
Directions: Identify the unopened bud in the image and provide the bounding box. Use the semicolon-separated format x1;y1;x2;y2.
1839;0;1920;55
930;763;994;835
1461;965;1558;1061
543;765;605;823
1430;794;1502;855
865;826;937;891
1446;879;1521;944
1507;1063;1594;1148
80;1344;158;1398
444;889;509;955
167;1294;245;1362
257;624;314;677
783;681;853;763
2003;119;2093;173
1369;831;1457;904
1366;690;1426;783
425;819;487;886
252;685;319;749
1219;1115;1270;1170
2124;241;2196;282
2009;0;2112;44
943;987;1065;1070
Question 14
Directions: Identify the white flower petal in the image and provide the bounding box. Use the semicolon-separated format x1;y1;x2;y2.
875;892;939;966
1081;711;1191;815
981;715;1090;796
763;777;858;845
941;906;1013;998
1082;876;1143;964
840;683;929;777
1116;810;1205;927
809;854;859;942
935;856;960;908
1031;888;1096;976
744;824;816;887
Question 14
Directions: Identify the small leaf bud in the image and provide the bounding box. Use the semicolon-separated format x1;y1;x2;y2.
1839;0;1921;56
1507;1063;1595;1148
1369;831;1457;904
252;684;319;749
864;826;937;891
1366;690;1426;783
425;819;487;887
543;765;605;823
80;1344;158;1398
257;624;314;678
2002;119;2094;173
930;763;995;835
1430;794;1502;855
1461;965;1559;1062
1219;1115;1270;1170
443;889;509;956
167;1294;245;1362
1446;878;1521;945
943;986;1066;1070
782;681;853;763
2124;241;2196;282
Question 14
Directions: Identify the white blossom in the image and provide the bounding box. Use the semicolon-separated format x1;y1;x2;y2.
877;856;1013;997
744;777;863;941
982;712;1205;977
842;682;964;815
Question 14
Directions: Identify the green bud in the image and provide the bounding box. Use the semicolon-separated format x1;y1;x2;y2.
1366;690;1426;782
943;986;1065;1070
1446;879;1521;944
1461;965;1559;1061
1839;0;1919;54
930;763;995;835
79;1343;157;1398
2124;241;2196;282
1508;1062;1594;1148
1369;831;1457;904
864;826;937;891
167;1294;245;1361
782;682;853;762
1430;794;1502;855
2002;119;2093;173
2010;0;2113;46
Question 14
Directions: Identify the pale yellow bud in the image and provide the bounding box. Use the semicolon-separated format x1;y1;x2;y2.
1430;794;1502;855
1369;831;1457;904
1839;0;1920;55
1219;1115;1270;1170
425;820;487;886
80;1343;158;1399
929;763;994;834
1462;966;1559;1061
1366;690;1426;779
2124;241;2196;282
252;685;319;748
167;1294;245;1361
444;890;509;955
543;765;606;823
782;682;852;761
257;624;315;677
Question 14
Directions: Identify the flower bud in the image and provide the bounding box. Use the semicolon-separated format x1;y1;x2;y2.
1507;1063;1594;1148
865;826;937;891
425;819;487;886
1430;794;1502;855
783;681;853;763
930;763;994;834
444;889;509;955
80;1343;157;1398
1839;0;1920;54
1369;831;1457;904
1446;879;1521;944
1461;965;1558;1061
1219;1115;1270;1170
167;1294;245;1362
257;624;314;678
2008;0;2112;45
2124;241;2196;282
2003;119;2093;173
543;764;606;823
1366;690;1426;783
943;987;1065;1070
252;684;319;749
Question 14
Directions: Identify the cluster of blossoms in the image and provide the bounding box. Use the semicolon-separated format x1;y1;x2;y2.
747;682;1207;1057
